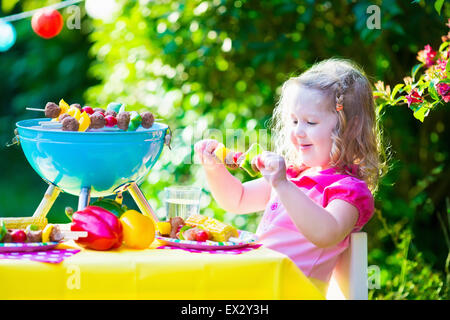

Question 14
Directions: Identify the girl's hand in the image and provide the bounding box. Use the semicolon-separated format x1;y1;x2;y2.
253;152;287;188
194;139;223;170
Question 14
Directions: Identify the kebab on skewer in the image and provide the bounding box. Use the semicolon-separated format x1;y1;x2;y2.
29;99;156;132
0;221;87;243
213;143;263;177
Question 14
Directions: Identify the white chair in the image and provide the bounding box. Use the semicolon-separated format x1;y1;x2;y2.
326;232;368;300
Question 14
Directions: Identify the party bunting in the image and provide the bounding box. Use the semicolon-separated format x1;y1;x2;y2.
0;0;118;51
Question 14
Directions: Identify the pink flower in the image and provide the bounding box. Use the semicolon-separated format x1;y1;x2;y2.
436;83;450;102
437;58;447;70
436;58;448;78
405;89;423;106
417;45;437;67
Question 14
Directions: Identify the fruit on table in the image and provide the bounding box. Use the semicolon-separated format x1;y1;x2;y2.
11;229;27;242
68;206;123;251
156;222;171;236
90;198;128;218
120;210;155;249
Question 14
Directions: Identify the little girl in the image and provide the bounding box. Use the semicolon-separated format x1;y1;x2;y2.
194;58;385;295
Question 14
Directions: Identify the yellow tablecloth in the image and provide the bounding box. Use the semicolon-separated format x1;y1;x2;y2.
0;240;324;300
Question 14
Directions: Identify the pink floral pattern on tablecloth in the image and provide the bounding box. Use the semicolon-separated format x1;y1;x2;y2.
0;249;80;263
156;244;262;254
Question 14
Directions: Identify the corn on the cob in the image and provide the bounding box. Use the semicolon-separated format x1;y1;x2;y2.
185;214;208;227
203;218;238;242
186;214;238;242
0;217;48;230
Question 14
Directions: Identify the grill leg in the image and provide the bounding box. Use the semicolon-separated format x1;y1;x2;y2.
78;187;91;211
127;182;159;224
32;183;61;220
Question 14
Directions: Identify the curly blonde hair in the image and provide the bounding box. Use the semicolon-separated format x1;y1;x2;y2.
270;58;388;193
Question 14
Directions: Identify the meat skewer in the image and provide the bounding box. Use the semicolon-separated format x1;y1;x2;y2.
0;223;87;243
28;104;159;131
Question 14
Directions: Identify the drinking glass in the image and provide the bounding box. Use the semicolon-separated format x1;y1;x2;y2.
164;186;202;220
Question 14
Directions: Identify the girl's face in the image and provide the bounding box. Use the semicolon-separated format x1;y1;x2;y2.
289;86;338;169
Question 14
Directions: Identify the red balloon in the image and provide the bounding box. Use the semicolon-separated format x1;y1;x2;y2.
31;8;64;39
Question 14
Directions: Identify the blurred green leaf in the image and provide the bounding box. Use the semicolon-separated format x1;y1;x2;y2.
434;0;444;15
413;104;429;122
429;80;439;101
412;63;424;81
391;83;404;100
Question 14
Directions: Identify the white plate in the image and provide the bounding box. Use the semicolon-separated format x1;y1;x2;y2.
156;230;258;250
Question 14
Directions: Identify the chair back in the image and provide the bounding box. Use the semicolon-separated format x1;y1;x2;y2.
326;232;368;300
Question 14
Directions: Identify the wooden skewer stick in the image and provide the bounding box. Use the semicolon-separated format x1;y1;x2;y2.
26;107;45;112
61;231;88;241
27;107;163;120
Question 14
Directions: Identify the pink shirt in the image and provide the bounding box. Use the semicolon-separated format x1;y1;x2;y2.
256;165;374;283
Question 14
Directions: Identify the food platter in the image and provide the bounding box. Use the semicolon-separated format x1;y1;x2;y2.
0;242;60;253
156;230;258;250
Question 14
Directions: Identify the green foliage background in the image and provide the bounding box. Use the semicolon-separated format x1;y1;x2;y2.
0;0;449;299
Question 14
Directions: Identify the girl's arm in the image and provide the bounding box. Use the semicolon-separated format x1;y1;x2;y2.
195;139;271;214
256;152;358;248
205;166;271;214
275;180;358;248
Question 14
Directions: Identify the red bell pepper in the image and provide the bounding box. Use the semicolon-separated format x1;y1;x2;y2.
69;206;123;251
